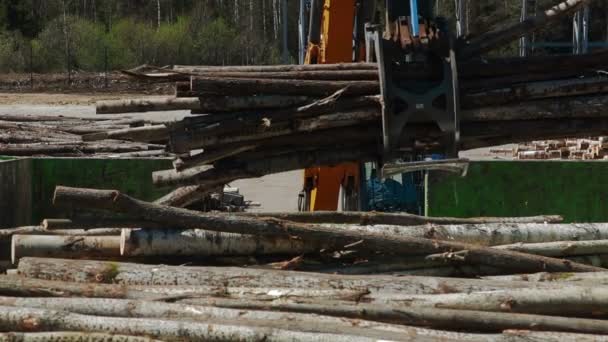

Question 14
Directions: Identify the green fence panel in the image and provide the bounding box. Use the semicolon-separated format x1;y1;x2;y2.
427;161;608;223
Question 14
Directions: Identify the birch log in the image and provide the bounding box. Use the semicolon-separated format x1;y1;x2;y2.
1;226;122;241
381;286;608;317
501;330;608;342
41;219;162;230
495;240;608;257
96;98;202;114
0;332;163;342
0;297;494;341
0;306;401;342
82;125;169;143
173;62;377;73
120;228;320;257
51;187;604;273
237;211;563;225
0;275;367;303
11;235;121;264
12;258;566;292
484;271;608;283
178;300;608;334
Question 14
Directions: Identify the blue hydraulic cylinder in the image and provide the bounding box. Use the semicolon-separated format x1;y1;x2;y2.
409;0;420;37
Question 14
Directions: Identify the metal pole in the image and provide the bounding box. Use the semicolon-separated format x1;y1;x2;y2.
282;0;289;63
455;0;468;37
298;0;306;64
519;0;529;57
573;8;582;54
409;0;420;37
582;4;589;54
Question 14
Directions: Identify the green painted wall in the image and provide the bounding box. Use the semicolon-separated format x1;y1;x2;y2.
427;161;608;223
0;157;173;227
30;158;174;223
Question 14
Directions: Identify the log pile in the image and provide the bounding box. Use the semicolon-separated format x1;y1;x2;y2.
492;137;608;160
95;55;608;197
0;114;170;157
3;185;608;339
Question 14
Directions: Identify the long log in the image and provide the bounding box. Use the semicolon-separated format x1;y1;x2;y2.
15;257;564;292
0;297;495;342
501;330;608;342
0;306;397;342
153;185;215;208
120;228;319;257
179;300;608;334
460;0;591;58
236;211;563;225
173;62;378;73
82;125;169;143
0;275;368;303
484;271;608;283
189;77;379;97
41;219;162;230
1;226;122;240
495;239;608;257
51;187;604;273
0;332;162;342
0;142;164;156
98;96;311;115
11;235;120;264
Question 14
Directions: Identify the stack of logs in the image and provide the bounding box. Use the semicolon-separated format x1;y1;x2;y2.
3;185;608;339
0;114;170;157
491;137;608;160
90;0;608;205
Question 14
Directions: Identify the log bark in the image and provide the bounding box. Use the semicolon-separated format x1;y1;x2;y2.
0;306;396;342
189;77;379;97
0;332;162;342
194;70;380;81
11;235;120;264
236;211;563;225
173;62;378;73
153;185;214;208
51;187;604;273
96;98;201;114
483;271;608;283
179;300;608;334
174;145;257;170
15;257;563;292
0;275;368;303
0;297;494;342
120;228;319;257
82;125;169;143
1;226;122;240
108;150;174;158
390;285;608;317
501;329;608;341
41;219;162;230
495;240;608;257
0;142;163;156
460;0;590;58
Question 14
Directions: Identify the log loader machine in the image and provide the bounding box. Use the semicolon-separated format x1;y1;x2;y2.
299;0;460;213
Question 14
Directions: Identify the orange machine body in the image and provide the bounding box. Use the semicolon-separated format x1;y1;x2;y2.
303;0;361;211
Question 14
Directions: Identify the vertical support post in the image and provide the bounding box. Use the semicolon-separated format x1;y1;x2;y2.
409;0;420;37
573;7;582;54
282;0;289;63
298;0;307;64
582;4;590;54
519;0;529;57
455;0;468;37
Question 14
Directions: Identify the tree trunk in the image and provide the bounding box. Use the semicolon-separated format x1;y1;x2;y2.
235;211;563;225
460;0;590;57
120;228;319;257
174;145;257;170
11;235;120;264
174;300;608;334
172;63;377;73
189;77;379;97
0;297;495;342
51;187;604;273
495;239;608;257
0;306;396;342
1;226;122;241
0;332;162;342
378;286;608;317
15;257;562;292
82;125;169;143
41;219;162;230
153;185;215;208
